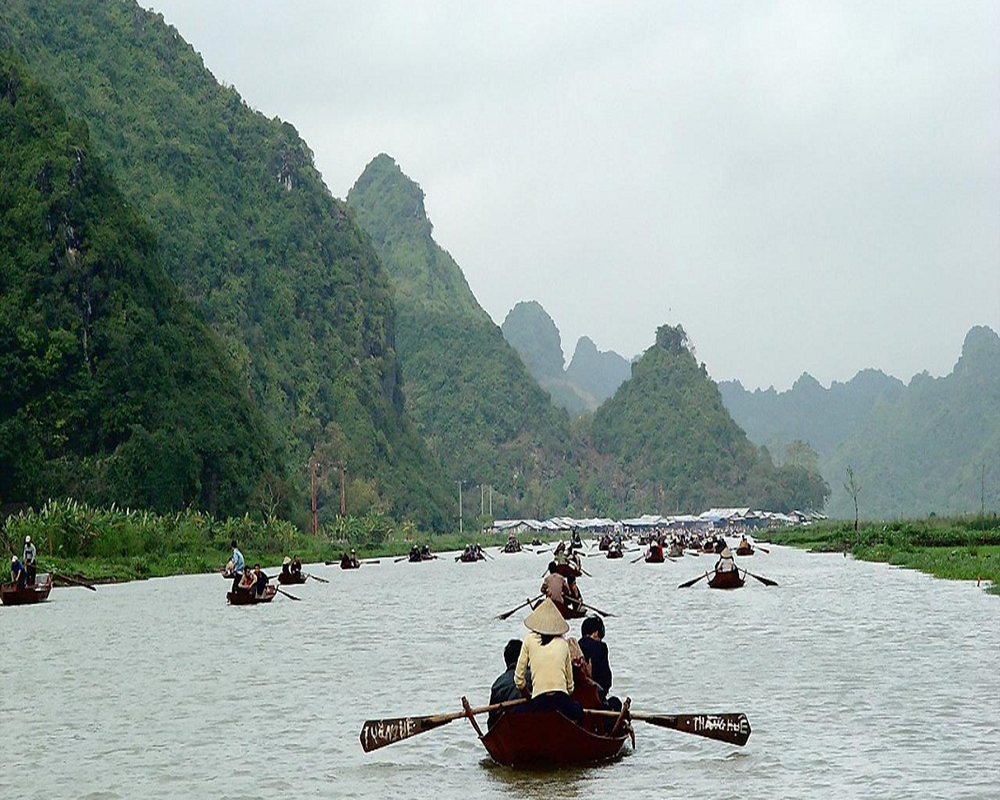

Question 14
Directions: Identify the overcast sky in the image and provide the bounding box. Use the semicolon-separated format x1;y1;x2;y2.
147;0;999;391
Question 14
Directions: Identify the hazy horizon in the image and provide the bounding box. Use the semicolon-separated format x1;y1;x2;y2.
145;1;999;391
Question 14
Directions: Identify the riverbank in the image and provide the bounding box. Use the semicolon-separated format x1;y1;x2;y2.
766;517;1000;595
0;499;558;584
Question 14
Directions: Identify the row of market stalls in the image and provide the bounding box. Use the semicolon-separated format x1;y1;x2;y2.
488;508;825;536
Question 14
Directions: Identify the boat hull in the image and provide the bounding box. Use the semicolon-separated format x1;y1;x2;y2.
1;574;53;606
735;546;754;556
708;570;745;589
227;585;278;604
480;709;630;767
278;572;307;584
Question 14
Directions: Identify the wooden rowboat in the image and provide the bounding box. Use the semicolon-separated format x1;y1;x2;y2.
530;598;587;620
605;548;623;559
472;708;631;767
735;545;754;556
644;549;665;563
708;570;745;589
1;574;53;606
278;571;308;584
227;585;278;604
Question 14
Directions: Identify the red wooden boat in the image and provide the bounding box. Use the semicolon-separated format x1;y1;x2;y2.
605;548;623;560
708;569;745;589
530;598;587;620
471;708;631;767
735;545;754;556
644;548;665;563
227;585;278;604
1;574;53;606
554;562;582;578
278;571;307;584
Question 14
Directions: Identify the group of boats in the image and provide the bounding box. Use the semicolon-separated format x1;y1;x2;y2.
361;531;761;768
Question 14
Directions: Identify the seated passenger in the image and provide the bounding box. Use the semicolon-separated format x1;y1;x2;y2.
488;639;530;729
715;547;737;573
514;598;583;721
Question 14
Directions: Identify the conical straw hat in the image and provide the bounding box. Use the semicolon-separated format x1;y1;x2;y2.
523;597;569;636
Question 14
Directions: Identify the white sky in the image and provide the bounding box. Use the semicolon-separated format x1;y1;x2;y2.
147;0;999;391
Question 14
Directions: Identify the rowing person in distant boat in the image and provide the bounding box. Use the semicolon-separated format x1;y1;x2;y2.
340;550;360;569
541;561;570;611
280;556;294;580
715;546;737;573
9;555;27;588
564;574;583;613
23;536;37;585
230;540;246;594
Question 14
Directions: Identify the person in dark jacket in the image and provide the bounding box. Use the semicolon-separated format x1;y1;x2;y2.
488;639;529;728
578;615;622;712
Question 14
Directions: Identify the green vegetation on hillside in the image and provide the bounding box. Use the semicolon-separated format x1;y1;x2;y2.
348;155;592;518
591;324;829;513
1;54;281;518
1;0;454;529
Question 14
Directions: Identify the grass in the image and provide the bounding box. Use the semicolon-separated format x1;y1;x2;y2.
767;517;1000;595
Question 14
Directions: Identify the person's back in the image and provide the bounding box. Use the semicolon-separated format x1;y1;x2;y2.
488;639;527;728
230;541;245;594
541;565;568;605
716;547;736;573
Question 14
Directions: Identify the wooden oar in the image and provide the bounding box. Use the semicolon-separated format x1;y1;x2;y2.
678;572;709;589
52;571;98;591
754;544;770;554
276;587;301;601
306;573;330;583
742;569;778;587
360;698;527;752
495;594;542;621
583;709;751;747
364;559;381;565
394;555;410;563
583;602;616;618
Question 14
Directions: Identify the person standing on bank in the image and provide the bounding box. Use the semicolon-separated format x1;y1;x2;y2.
23;535;37;585
514;598;583;721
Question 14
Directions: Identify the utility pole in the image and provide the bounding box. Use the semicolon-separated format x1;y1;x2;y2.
340;459;347;517
480;484;484;516
489;485;492;517
310;457;318;537
458;480;463;536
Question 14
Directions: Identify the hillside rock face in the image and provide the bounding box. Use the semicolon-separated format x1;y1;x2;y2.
1;0;453;528
823;326;1000;518
501;301;631;415
348;155;590;519
0;55;281;517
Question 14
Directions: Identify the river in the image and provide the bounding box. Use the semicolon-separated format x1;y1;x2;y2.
2;543;998;799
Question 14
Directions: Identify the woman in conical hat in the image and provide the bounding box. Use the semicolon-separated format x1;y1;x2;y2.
716;546;737;573
514;598;583;721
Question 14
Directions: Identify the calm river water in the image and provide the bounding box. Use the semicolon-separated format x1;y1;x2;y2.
2;543;998;799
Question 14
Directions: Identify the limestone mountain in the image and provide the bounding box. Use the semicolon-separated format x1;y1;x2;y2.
590;324;830;513
718;369;905;458
565;336;632;407
347;155;591;518
2;0;453;528
823;326;1000;518
501;301;594;415
0;54;281;517
501;300;630;415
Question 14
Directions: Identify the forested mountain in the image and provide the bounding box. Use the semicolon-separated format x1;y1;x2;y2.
1;0;453;529
501;301;595;415
718;370;905;458
502;300;630;415
565;336;631;407
0;54;281;517
347;155;591;518
823;326;1000;518
591;325;830;513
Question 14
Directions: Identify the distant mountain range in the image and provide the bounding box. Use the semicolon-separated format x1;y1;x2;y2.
501;300;631;415
3;1;989;524
719;327;1000;518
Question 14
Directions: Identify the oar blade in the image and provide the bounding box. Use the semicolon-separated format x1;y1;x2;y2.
641;712;752;746
678;572;708;589
359;714;455;752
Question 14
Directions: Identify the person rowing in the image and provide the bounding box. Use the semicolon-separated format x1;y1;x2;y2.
541;561;570;614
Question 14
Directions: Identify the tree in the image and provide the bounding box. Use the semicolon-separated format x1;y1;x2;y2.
844;466;861;532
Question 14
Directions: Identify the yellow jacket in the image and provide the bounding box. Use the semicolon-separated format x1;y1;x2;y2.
515;632;574;697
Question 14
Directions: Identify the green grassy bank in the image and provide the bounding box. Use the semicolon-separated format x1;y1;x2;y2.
767;517;1000;595
0;499;523;584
